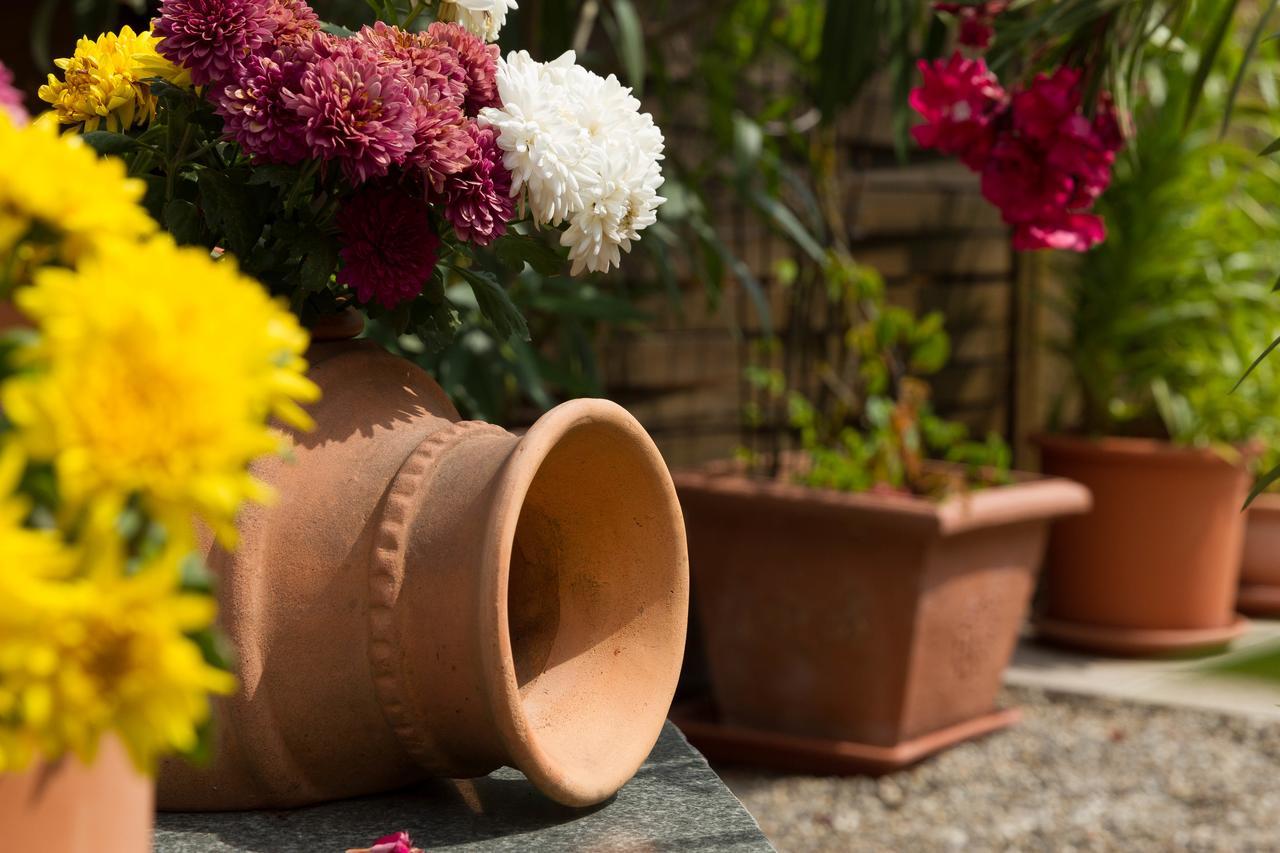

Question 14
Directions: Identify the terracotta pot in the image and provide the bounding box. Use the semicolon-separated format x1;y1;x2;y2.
1239;493;1280;615
157;338;689;810
672;463;1089;773
0;736;153;852
1037;435;1250;654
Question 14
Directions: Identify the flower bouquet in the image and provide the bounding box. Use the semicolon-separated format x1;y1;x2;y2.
0;70;317;851
38;0;666;348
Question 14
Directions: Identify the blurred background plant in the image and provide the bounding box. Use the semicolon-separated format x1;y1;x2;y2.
1047;0;1280;470
743;253;1011;499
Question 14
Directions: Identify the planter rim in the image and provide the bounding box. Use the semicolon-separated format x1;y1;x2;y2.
1033;433;1240;469
673;461;1090;537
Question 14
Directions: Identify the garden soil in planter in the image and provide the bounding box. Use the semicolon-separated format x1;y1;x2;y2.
671;462;1089;774
1037;435;1250;655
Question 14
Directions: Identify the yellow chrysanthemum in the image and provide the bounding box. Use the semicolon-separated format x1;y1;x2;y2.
0;114;155;282
38;26;188;133
3;236;319;546
0;523;235;773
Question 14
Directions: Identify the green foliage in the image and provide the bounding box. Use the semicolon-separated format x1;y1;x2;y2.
1057;6;1280;461
746;255;1010;500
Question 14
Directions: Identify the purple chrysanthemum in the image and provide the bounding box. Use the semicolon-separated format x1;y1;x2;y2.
264;0;320;44
425;22;500;115
154;0;275;87
337;186;440;309
0;61;28;126
283;35;416;184
410;100;473;194
216;47;308;163
355;22;467;106
442;123;513;246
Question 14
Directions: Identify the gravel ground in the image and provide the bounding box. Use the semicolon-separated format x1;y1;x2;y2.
717;685;1280;852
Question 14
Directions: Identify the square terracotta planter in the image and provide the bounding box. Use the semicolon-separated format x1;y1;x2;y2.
671;462;1090;774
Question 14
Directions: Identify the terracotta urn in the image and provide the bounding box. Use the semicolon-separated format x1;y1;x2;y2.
671;461;1089;774
1037;435;1250;655
157;335;689;810
1239;493;1280;616
0;736;153;853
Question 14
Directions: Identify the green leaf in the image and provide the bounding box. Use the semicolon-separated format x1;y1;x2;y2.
1261;137;1280;157
1184;0;1240;129
1247;463;1280;508
297;230;340;292
247;164;302;191
163;199;205;246
493;233;565;276
1221;0;1279;137
197;171;265;258
457;267;530;342
80;131;139;156
1231;334;1280;392
606;0;646;96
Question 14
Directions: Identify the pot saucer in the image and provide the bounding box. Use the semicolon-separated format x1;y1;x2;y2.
668;701;1020;776
1035;614;1249;657
1236;585;1280;618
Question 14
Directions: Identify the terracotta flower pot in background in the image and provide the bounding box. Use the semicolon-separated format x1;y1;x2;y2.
0;736;152;853
670;463;1089;774
158;336;689;810
1239;493;1280;616
1037;435;1250;655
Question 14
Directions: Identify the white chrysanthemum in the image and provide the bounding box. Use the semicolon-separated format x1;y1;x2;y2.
480;50;666;275
562;142;665;275
480;51;594;226
441;0;518;42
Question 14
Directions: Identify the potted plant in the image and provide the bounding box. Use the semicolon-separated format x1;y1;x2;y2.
672;256;1089;773
1030;17;1280;655
34;0;690;810
906;0;1280;655
0;84;314;850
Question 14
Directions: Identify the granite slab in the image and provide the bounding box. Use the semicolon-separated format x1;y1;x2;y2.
155;722;773;852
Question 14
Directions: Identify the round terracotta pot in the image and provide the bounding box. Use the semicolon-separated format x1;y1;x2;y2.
1240;493;1280;615
1037;435;1249;653
157;338;689;810
0;736;153;852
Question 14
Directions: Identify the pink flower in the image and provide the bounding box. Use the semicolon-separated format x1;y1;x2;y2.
975;68;1123;253
283;34;417;184
216;46;309;163
346;831;423;853
425;22;501;115
352;22;474;190
154;0;276;86
909;53;1006;170
0;61;27;126
1013;212;1106;252
337;185;440;309
442;123;513;245
934;2;1008;50
264;0;320;45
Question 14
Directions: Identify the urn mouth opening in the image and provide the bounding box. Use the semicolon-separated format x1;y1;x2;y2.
482;400;689;807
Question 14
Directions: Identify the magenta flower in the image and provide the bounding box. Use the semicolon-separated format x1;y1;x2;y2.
909;53;1006;170
283;35;416;184
154;0;275;86
1013;212;1106;252
216;47;309;163
442;123;513;245
425;22;501;115
410;101;474;194
0;61;28;126
337;186;440;309
355;22;468;106
933;2;1008;50
345;831;423;853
